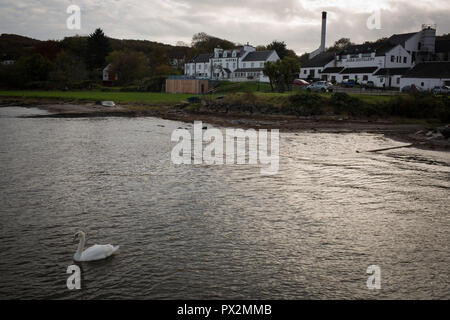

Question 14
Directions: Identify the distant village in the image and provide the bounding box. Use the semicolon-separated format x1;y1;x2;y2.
183;12;450;92
1;11;449;93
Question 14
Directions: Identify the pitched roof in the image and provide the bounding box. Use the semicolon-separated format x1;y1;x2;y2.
241;50;275;62
403;62;450;78
374;68;410;76
436;40;450;53
338;41;396;56
340;67;379;74
234;68;264;73
388;32;417;46
321;67;345;74
302;51;335;68
188;53;212;63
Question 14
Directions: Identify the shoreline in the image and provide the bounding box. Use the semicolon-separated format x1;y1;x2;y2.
2;97;449;152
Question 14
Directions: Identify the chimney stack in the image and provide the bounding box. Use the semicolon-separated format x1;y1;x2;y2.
320;11;327;53
308;11;328;59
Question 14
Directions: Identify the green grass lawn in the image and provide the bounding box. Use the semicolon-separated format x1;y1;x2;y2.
0;89;396;106
0;90;202;105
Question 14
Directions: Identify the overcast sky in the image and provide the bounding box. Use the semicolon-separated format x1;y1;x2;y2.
1;0;449;54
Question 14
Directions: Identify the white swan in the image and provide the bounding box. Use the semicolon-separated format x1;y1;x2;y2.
73;231;119;262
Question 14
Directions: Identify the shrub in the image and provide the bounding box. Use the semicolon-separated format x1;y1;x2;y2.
328;92;362;116
287;92;324;116
385;92;446;120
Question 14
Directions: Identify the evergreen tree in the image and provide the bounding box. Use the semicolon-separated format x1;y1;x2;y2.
86;28;111;69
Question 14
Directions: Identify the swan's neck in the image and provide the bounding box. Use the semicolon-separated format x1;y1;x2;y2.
76;233;86;257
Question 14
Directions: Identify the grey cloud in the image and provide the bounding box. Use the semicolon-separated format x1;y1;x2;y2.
0;0;448;54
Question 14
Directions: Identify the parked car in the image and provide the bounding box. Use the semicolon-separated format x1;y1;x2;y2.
363;81;375;89
401;85;424;93
340;79;356;88
306;81;334;92
432;86;450;95
293;79;310;87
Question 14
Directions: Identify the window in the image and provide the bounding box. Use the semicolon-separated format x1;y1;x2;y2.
396;78;400;84
421;82;424;87
260;62;263;67
391;56;395;62
304;70;307;74
403;57;407;63
363;75;368;81
251;62;254;67
243;63;246;68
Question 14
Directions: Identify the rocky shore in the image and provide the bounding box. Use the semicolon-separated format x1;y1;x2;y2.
2;98;449;152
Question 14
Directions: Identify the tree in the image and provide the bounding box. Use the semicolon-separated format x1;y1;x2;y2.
256;45;267;51
51;50;88;84
16;53;54;83
263;57;300;92
327;38;354;52
298;52;309;68
106;49;149;85
263;61;280;92
191;32;235;52
154;64;180;76
86;28;111;70
266;40;298;59
35;40;62;61
279;57;300;92
267;41;289;59
61;36;88;61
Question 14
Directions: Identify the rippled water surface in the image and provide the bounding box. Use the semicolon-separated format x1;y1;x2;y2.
0;107;449;299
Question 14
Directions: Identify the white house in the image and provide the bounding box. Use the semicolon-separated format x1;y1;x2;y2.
400;61;450;90
102;64;118;85
300;40;413;88
184;45;279;83
299;20;444;89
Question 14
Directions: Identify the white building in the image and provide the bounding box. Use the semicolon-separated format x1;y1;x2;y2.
184;45;279;83
400;61;450;90
300;19;444;89
102;64;118;84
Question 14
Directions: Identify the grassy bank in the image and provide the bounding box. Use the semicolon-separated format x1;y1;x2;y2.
1;90;449;124
0;90;199;105
214;91;450;124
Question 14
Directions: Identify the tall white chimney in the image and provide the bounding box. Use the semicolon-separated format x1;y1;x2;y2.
309;11;328;59
320;11;327;53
